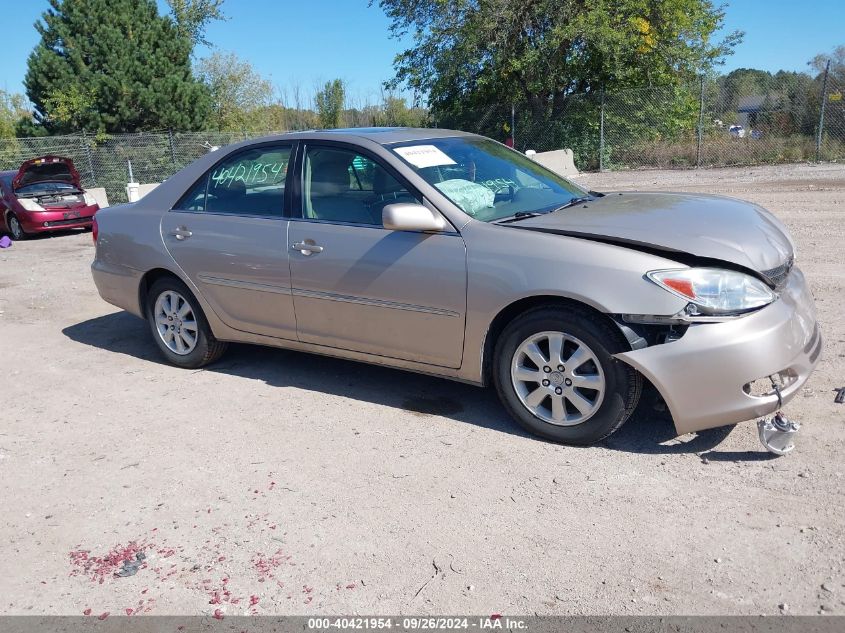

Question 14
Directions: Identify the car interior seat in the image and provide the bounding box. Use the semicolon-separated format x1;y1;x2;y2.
369;166;417;218
207;179;247;214
306;151;380;225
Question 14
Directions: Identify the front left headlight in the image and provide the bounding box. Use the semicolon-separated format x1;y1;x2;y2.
17;198;45;212
647;267;776;315
83;192;97;206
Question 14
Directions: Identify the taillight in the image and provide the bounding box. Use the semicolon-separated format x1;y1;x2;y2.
92;217;99;244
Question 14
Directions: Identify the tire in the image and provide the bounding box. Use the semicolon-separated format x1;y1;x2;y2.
493;305;641;445
7;214;27;241
146;277;227;369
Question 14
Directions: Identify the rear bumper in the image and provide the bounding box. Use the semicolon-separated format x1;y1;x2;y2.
18;205;98;232
91;259;145;318
617;266;822;435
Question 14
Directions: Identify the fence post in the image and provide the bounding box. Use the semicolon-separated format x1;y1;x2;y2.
81;129;97;186
168;129;177;167
511;103;516;150
598;86;606;172
696;75;705;168
816;60;831;162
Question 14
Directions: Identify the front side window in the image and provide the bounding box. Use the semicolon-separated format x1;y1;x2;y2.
301;146;419;226
174;145;292;217
389;137;587;222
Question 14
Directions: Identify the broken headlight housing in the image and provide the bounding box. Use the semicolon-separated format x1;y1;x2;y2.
647;268;776;316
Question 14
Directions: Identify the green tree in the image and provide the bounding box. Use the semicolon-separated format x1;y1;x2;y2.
252;104;319;131
314;79;346;129
374;0;741;122
167;0;227;48
717;68;773;114
25;0;211;133
0;90;33;139
197;51;273;132
376;94;428;127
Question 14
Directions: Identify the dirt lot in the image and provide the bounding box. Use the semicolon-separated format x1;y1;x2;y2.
0;163;843;617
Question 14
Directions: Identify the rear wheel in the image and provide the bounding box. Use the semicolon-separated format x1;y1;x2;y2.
146;277;227;369
493;306;641;445
7;214;26;241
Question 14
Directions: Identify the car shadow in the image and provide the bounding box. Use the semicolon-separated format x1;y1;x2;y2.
62;311;524;439
62;311;766;458
4;228;90;241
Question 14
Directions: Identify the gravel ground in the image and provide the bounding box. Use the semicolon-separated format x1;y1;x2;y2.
0;162;843;618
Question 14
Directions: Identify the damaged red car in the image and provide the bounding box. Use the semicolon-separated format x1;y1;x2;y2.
0;156;100;240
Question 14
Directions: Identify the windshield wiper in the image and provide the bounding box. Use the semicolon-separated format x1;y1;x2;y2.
551;195;595;212
493;195;596;224
493;211;542;224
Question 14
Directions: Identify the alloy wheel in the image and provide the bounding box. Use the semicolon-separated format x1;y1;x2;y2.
153;290;199;355
511;330;606;426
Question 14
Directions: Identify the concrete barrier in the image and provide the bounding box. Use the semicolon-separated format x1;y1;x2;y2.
528;149;579;177
87;187;110;209
137;183;160;199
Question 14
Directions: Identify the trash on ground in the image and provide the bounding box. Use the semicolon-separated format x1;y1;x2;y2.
115;551;146;578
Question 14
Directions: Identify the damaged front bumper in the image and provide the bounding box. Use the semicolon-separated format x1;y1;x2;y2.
616;266;822;436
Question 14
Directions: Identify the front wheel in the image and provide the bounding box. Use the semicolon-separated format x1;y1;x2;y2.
7;214;27;241
146;277;227;369
493;306;641;445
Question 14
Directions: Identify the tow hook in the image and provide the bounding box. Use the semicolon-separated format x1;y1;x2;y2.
757;379;800;455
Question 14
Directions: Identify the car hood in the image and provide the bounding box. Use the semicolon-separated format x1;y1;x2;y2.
12;156;82;190
512;191;794;273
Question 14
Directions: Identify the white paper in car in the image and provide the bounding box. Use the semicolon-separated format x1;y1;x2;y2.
394;144;457;168
434;179;495;216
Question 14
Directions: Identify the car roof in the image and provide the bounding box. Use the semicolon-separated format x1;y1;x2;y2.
246;127;476;146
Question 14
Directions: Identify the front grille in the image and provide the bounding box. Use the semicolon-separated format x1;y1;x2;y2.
762;256;794;289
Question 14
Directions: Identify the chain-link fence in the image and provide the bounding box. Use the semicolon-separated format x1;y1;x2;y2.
0;130;292;204
466;70;845;171
1;69;844;203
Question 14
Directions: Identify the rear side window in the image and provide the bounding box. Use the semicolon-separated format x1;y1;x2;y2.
174;145;292;217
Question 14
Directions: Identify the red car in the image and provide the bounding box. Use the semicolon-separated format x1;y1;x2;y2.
0;156;100;240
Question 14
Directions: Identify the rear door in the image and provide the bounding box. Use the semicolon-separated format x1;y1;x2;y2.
161;143;297;339
287;142;467;368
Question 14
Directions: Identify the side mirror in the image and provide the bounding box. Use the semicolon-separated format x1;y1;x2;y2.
382;203;446;232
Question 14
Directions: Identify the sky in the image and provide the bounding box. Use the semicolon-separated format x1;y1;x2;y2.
1;0;843;103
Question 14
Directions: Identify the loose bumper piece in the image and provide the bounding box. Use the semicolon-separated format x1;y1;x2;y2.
757;412;800;455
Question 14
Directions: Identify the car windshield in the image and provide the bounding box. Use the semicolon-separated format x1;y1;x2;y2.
388;137;587;222
15;181;80;197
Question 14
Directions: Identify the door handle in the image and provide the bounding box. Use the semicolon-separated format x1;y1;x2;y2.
292;241;323;255
170;227;192;240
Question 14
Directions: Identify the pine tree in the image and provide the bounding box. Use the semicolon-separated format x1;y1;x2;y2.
25;0;210;133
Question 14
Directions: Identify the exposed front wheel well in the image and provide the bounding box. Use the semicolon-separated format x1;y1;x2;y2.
482;296;629;386
138;268;183;318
